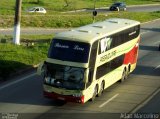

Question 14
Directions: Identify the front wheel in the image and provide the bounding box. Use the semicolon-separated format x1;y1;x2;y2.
90;85;98;101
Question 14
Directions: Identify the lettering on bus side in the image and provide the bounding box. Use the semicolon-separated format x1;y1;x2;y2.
100;50;116;63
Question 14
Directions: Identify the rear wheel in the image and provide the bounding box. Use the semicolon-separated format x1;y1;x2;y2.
120;68;128;82
98;81;105;97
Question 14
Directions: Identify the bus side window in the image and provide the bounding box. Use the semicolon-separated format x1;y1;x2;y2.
96;62;110;79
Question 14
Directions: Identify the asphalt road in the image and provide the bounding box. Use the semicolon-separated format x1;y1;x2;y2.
85;4;160;13
0;20;160;119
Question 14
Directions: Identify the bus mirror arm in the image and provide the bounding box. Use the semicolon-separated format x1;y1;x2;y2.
37;62;45;76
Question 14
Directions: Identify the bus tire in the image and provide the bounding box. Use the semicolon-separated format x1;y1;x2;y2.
98;81;105;97
90;85;98;101
120;68;126;82
159;44;160;51
125;68;129;80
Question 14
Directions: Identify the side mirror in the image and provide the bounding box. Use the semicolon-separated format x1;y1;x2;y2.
37;62;44;76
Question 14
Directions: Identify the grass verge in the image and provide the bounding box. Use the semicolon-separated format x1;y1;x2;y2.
0;43;49;80
1;11;160;28
0;0;160;15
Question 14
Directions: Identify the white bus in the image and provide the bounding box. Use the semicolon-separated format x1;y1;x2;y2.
37;18;140;103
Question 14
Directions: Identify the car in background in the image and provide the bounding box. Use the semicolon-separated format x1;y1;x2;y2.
27;7;46;14
109;2;126;11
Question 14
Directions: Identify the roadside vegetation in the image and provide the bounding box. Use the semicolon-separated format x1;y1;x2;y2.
0;0;160;80
1;11;160;28
0;42;49;80
0;0;160;15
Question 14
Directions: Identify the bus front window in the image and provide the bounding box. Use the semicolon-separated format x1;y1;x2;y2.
48;39;90;63
44;63;85;90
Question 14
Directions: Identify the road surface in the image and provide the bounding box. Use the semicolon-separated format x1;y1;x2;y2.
84;4;160;13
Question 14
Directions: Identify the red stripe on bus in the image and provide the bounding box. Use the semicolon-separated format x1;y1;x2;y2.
123;43;139;65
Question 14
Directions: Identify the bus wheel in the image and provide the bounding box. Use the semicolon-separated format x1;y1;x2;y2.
125;68;129;80
120;69;126;82
91;85;98;101
98;81;105;97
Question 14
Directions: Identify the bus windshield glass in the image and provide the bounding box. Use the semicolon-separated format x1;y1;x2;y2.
44;63;85;90
48;39;90;63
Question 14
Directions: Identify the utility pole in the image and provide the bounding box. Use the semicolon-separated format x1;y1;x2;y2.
93;0;97;23
13;0;22;45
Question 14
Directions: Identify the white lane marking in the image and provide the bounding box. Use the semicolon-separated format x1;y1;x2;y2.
155;65;160;70
99;93;119;108
0;73;36;90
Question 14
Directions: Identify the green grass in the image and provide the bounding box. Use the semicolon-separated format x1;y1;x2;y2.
0;34;53;80
0;11;160;28
0;34;53;42
0;43;49;80
0;0;160;15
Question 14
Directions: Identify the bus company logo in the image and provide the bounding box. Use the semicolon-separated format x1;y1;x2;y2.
100;50;116;63
54;43;69;49
74;45;84;51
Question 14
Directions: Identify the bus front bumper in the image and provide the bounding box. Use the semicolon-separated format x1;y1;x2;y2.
43;91;84;104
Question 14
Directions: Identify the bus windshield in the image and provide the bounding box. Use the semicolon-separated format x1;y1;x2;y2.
48;39;90;63
44;63;85;90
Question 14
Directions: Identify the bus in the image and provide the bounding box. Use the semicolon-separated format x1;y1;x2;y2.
37;18;140;103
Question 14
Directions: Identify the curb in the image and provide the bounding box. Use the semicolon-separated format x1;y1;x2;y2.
141;18;160;25
9;64;38;78
0;65;37;82
130;87;160;113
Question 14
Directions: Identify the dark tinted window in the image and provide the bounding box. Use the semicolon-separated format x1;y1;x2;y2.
110;25;140;49
96;62;110;79
48;39;90;63
98;25;140;54
96;55;124;79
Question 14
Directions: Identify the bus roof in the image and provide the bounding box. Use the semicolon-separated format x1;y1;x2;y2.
54;18;140;43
